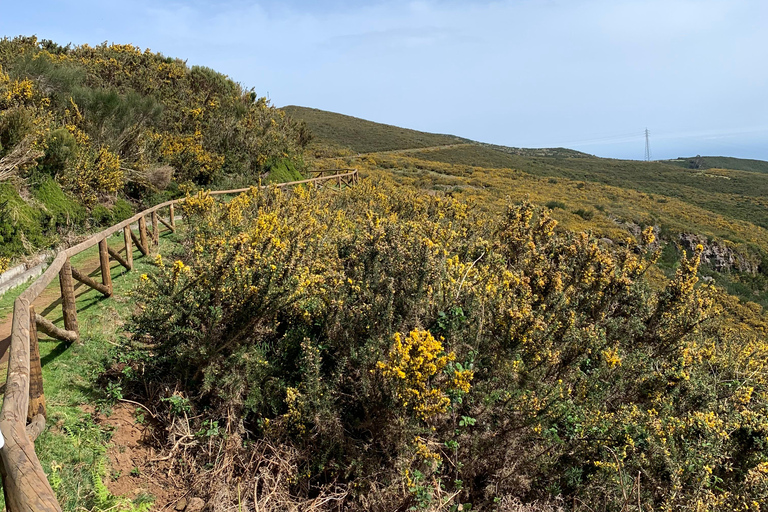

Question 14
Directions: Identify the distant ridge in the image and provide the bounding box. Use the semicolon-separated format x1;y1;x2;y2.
282;105;591;158
665;156;768;174
282;105;467;153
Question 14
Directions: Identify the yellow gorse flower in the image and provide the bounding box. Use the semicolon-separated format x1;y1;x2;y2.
378;329;471;421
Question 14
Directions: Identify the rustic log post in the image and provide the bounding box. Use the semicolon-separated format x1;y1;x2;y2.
27;306;46;422
139;216;148;252
151;210;159;246
158;216;175;232
35;314;78;343
26;414;46;442
337;175;342;188
71;267;111;297
59;257;79;335
107;246;131;271
130;228;148;257
98;239;113;296
123;225;134;270
0;299;62;512
169;204;176;229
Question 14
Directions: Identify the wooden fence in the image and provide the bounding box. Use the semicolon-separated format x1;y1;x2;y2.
0;170;358;511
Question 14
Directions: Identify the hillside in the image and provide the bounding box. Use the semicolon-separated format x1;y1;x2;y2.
0;36;308;266
666;155;768;174
281;105;467;153
4;37;768;512
287;106;768;306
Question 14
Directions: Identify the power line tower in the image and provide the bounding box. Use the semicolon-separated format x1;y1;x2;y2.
644;128;651;161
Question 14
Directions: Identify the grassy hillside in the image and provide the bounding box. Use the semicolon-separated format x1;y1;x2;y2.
666;155;768;174
282;105;467;153
282;107;768;230
6;39;768;512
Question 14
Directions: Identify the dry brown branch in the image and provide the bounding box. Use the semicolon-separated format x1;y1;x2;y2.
0;136;44;181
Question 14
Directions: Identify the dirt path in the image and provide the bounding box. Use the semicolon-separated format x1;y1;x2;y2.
0;250;106;368
359;142;476;156
86;403;188;510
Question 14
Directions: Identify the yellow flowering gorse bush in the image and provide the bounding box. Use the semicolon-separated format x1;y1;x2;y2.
126;177;768;511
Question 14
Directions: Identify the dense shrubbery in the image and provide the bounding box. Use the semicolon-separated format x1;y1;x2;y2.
0;36;309;261
124;178;768;510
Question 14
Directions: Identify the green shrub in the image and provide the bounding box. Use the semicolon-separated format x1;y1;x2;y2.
264;157;303;184
33;176;86;228
110;198;133;222
37;128;77;177
0;182;45;256
544;200;566;210
573;207;594;220
90;204;112;226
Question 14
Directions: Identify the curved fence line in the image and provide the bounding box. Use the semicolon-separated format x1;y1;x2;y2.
0;170;358;511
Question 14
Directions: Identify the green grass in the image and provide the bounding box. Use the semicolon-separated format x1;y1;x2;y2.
32;177;87;229
0;277;33;321
0;228;181;511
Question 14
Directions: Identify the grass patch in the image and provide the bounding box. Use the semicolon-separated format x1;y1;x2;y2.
0;227;182;510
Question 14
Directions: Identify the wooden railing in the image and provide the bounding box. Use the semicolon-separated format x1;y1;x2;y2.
306;168;357;179
0;170;358;511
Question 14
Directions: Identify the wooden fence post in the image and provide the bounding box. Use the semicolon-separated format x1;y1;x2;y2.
139;216;148;253
169;204;176;229
151;211;159;246
123;225;133;270
98;239;113;297
59;257;79;335
28;306;46;421
107;246;131;271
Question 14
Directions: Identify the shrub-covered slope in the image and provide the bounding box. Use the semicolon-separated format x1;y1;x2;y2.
0;36;309;263
286;107;768;307
119;180;768;511
666;155;768;174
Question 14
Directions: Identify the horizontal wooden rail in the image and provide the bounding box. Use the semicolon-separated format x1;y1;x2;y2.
0;169;357;512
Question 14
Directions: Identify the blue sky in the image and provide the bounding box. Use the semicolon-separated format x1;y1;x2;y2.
1;0;767;160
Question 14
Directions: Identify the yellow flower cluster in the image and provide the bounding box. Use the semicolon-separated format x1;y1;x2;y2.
602;346;622;368
180;190;215;217
378;329;467;421
283;387;307;435
414;437;442;465
161;131;224;182
61;145;123;205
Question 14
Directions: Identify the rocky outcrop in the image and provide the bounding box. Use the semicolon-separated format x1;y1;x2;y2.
678;233;759;274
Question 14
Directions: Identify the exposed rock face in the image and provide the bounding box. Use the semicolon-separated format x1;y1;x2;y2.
678;233;759;274
624;222;662;252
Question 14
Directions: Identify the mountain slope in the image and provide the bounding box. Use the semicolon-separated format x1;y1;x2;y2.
288;106;768;306
666;155;768;174
282;105;468;153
